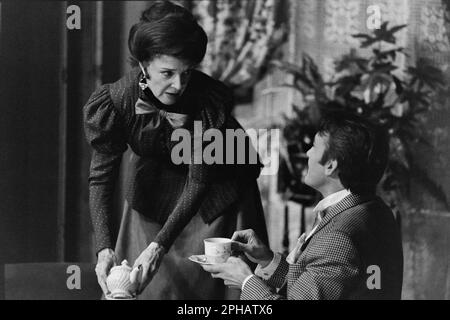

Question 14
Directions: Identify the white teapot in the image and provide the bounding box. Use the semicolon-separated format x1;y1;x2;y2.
106;260;141;299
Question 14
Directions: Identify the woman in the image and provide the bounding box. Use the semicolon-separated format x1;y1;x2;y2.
84;1;268;299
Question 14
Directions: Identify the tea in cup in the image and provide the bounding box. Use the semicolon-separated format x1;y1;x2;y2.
204;237;232;263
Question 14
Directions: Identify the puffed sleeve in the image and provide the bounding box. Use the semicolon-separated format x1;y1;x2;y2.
83;84;128;254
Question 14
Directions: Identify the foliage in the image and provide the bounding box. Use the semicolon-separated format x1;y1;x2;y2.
274;22;449;210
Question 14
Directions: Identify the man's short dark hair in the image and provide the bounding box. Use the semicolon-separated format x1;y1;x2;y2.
318;110;389;195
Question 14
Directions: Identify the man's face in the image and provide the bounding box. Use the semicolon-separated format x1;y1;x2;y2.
143;55;193;105
304;133;329;190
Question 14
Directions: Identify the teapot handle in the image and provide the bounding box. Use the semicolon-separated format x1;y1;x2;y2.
130;265;142;284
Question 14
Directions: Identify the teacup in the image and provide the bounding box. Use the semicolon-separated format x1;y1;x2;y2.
204;237;232;263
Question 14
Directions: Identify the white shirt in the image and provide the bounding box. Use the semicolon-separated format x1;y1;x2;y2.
241;189;351;290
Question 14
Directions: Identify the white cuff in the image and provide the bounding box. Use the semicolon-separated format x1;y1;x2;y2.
242;274;254;290
254;252;282;280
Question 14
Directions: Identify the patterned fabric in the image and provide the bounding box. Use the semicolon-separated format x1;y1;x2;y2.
241;193;403;300
285;232;307;264
191;0;281;87
285;189;350;264
83;67;263;253
254;252;283;280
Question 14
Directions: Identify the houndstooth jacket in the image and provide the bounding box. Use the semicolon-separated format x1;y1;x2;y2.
241;193;403;300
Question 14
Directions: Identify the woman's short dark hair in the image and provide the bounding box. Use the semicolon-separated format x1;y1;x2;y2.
128;1;208;66
318;110;389;195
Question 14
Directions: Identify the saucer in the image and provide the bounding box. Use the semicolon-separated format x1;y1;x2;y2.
188;254;218;265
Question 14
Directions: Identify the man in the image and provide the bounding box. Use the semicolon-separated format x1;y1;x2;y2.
202;111;403;299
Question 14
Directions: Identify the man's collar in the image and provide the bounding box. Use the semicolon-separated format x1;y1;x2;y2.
313;189;351;214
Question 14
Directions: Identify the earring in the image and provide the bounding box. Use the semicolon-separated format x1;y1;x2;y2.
138;62;150;91
139;79;148;91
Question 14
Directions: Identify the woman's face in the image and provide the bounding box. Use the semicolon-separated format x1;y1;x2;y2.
143;55;193;105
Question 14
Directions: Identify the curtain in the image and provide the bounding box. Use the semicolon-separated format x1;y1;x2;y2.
190;0;285;100
444;0;450;42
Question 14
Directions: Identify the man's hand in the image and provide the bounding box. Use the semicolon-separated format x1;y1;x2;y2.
132;242;166;294
201;256;253;289
95;248;117;296
231;229;274;267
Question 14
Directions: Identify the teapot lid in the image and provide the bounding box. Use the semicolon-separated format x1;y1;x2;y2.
110;259;132;273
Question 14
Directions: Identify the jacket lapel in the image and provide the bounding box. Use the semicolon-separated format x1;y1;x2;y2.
299;193;375;251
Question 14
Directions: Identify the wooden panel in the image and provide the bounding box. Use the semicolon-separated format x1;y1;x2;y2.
4;263;100;300
0;1;64;264
65;1;101;262
402;211;450;299
0;264;4;300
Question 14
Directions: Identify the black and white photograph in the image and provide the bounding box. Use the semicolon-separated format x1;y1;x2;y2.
0;0;449;302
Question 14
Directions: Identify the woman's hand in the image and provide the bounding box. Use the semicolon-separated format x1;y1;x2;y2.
95;248;117;296
231;229;274;267
132;242;166;294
